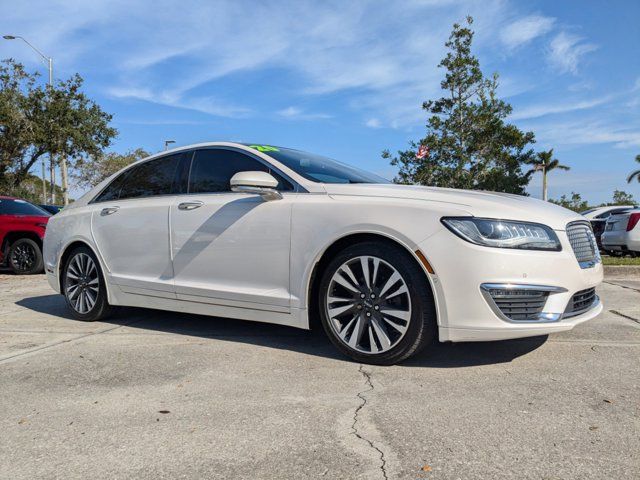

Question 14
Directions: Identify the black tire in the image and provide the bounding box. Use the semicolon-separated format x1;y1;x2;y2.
8;238;44;275
318;241;437;365
62;246;113;321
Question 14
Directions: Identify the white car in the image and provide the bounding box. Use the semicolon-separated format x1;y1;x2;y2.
580;205;635;220
601;209;640;255
580;205;636;252
43;142;603;364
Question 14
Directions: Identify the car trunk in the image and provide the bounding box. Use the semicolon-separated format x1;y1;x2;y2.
606;212;633;232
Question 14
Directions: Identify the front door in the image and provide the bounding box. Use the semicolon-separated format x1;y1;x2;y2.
170;148;294;311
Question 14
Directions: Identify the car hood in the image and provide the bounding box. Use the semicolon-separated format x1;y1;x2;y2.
323;184;583;231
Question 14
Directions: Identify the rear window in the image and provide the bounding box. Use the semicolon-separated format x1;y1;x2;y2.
0;199;50;216
597;208;632;219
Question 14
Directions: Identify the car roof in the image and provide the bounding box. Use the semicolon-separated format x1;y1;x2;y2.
0;195;18;200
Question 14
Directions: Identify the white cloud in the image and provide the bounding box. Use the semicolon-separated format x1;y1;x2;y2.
365;118;382;128
108;86;251;118
500;15;555;50
0;0;515;125
276;106;331;120
278;107;302;118
510;96;612;120
548;32;598;74
524;120;640;149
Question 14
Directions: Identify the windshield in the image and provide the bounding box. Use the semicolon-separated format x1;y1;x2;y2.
245;145;389;184
0;198;51;216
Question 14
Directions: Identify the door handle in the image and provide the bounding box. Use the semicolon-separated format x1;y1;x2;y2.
100;206;120;216
178;201;204;211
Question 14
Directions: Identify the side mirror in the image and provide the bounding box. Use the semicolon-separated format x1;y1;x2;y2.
230;171;283;201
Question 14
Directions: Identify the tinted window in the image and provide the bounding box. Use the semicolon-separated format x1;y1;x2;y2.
0;199;50;216
242;144;389;184
39;205;61;214
596;208;631;219
93;170;132;203
94;154;182;202
189;149;293;193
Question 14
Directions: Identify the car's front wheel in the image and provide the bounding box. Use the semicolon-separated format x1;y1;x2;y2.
318;241;436;365
8;238;43;275
62;246;112;321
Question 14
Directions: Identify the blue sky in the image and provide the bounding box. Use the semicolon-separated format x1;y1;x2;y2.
2;0;639;204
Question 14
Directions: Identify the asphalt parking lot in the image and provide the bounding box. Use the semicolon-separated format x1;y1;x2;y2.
0;274;638;479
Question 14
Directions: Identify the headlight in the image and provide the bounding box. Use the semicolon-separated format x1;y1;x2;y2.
441;217;562;251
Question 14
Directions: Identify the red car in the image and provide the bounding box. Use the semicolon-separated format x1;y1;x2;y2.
0;196;50;274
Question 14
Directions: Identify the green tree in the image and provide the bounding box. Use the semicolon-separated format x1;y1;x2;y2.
3;172;64;204
0;60;35;194
627;154;640;183
383;16;536;194
73;148;149;189
608;189;637;206
0;58;117;202
549;192;589;212
524;149;570;201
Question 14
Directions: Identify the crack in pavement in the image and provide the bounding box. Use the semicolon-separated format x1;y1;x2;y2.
352;365;388;480
604;281;640;293
610;309;640;324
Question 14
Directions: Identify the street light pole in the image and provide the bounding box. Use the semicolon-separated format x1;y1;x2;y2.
3;35;64;205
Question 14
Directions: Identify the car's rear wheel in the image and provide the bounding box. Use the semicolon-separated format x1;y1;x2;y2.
318;241;436;365
8;238;43;275
62;246;113;321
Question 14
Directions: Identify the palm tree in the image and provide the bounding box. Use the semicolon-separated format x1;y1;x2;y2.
627;154;640;183
525;149;570;201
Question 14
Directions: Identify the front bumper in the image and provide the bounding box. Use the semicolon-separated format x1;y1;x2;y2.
439;298;602;341
419;228;604;343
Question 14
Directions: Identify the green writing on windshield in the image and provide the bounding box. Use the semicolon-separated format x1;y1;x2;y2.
248;145;279;152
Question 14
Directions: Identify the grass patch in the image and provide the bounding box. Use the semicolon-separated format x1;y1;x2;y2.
602;255;640;266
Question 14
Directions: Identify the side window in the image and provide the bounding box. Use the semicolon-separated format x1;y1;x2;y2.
93;170;131;203
94;154;182;202
188;149;294;193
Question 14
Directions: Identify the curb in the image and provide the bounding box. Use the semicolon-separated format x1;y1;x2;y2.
603;265;640;279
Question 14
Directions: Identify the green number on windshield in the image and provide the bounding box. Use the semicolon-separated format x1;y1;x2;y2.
249;145;279;152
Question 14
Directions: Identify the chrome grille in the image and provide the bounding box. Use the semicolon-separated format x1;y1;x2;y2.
482;287;549;321
566;221;599;268
492;292;547;321
564;287;597;318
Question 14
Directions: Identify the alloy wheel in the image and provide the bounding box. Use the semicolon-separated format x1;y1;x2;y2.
65;253;100;314
325;255;412;354
10;243;37;271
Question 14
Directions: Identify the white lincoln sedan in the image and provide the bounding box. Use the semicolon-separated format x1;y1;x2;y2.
43;142;603;364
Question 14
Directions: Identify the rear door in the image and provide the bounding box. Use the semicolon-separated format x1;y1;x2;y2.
170;147;295;310
90;153;187;297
